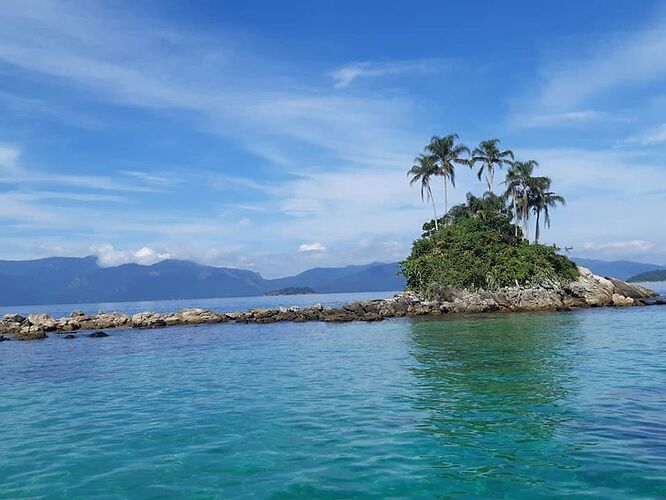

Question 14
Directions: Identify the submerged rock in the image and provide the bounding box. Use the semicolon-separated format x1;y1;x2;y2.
89;331;109;338
63;334;77;339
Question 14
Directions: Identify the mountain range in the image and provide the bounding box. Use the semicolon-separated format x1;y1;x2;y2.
0;257;405;306
570;257;664;281
0;255;662;307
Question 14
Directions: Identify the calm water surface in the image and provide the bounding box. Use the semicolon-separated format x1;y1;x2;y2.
1;288;665;498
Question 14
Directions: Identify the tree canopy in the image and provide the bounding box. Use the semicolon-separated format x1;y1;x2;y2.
403;134;577;297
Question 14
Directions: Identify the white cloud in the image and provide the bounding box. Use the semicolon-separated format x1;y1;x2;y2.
92;243;174;267
329;59;447;88
298;242;326;253
626;123;666;145
583;240;655;254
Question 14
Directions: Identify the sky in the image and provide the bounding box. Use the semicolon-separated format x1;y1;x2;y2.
1;0;666;277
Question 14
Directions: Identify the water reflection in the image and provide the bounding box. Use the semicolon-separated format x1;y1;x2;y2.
408;312;585;489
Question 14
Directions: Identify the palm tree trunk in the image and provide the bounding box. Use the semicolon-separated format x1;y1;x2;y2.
535;210;541;243
487;166;494;193
444;178;448;217
429;186;438;231
512;197;518;237
523;191;530;240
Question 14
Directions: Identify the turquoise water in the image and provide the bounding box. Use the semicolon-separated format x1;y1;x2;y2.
1;290;666;498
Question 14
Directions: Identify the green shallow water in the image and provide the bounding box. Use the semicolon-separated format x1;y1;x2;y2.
1;301;666;498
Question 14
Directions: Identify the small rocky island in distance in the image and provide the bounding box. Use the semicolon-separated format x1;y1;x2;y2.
627;269;666;283
2;133;664;341
265;286;316;296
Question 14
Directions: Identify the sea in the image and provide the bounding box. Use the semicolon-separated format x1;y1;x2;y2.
1;283;665;498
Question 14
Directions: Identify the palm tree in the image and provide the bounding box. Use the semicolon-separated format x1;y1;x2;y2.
529;177;566;243
408;154;440;231
425;134;470;216
503;160;538;238
469;139;515;194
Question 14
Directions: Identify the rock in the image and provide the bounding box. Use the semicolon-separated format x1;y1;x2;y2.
360;312;383;322
566;267;615;306
250;308;279;322
88;312;131;329
89;331;109;338
0;335;10;342
608;278;655;300
70;311;86;318
27;313;57;332
321;309;355;322
343;301;366;315
14;325;47;341
612;294;634;307
301;306;323;321
3;313;25;323
63;334;77;339
131;312;167;329
642;296;666;306
55;318;81;332
177;308;224;324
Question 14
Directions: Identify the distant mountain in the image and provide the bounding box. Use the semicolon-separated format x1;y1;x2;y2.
571;257;664;280
0;257;405;307
627;269;666;283
267;262;404;294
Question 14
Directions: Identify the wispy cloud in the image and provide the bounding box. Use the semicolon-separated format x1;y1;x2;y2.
625;123;666;145
0;1;421;170
511;110;617;128
120;170;179;187
0;145;163;193
329;59;448;88
536;22;666;111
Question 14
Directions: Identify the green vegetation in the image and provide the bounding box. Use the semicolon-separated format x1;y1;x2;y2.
402;134;578;296
627;269;666;283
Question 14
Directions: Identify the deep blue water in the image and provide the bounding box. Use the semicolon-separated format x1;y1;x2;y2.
1;287;665;498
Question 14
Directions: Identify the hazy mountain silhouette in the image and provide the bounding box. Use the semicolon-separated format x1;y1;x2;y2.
0;257;405;306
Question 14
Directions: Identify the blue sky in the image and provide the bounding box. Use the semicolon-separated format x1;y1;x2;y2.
1;0;665;276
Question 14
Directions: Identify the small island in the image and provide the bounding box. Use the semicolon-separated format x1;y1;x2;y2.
265;286;316;296
627;270;666;283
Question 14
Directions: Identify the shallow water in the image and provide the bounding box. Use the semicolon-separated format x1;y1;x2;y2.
1;292;666;498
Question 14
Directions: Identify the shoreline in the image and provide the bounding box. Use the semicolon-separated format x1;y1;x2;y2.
1;267;662;341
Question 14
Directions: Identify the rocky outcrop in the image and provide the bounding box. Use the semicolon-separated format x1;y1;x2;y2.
0;267;660;340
